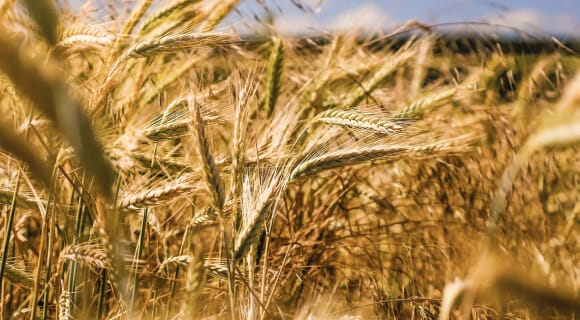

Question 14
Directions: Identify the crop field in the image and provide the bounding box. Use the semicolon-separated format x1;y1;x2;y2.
0;0;578;319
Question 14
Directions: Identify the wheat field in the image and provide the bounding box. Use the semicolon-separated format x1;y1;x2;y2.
0;0;578;319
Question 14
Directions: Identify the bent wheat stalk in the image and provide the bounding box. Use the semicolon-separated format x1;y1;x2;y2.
0;31;116;197
291;142;459;179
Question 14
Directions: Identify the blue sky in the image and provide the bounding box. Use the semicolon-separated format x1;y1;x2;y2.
70;0;580;38
225;0;580;38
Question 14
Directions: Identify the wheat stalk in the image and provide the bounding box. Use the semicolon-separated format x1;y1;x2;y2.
0;189;38;210
180;250;205;318
0;30;116;197
20;0;59;45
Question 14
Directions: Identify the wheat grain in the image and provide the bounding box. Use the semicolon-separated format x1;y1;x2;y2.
58;289;72;320
58;244;112;270
119;180;198;212
317;109;404;134
157;256;192;273
126;33;233;58
189;97;225;211
291;142;457;179
109;0;153;58
200;0;240;32
0;261;34;288
392;87;457;120
264;37;284;118
234;173;286;261
57;34;114;50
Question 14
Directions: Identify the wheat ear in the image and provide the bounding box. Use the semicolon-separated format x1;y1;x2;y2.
109;0;153;58
139;0;199;35
125;33;233;58
291;142;458;179
58;289;72;320
0;262;34;288
392;87;457;120
234;174;286;261
119;180;198;212
188;97;225;211
489;74;580;238
264;37;284;118
231;74;257;227
58;244;112;271
56;34;114;51
200;0;240;32
316;109;404;134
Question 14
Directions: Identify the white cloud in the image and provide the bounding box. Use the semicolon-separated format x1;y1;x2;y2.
329;4;397;33
485;8;580;37
274;3;397;35
273;14;323;35
274;5;579;38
